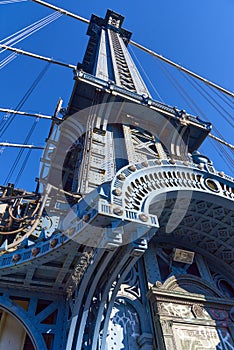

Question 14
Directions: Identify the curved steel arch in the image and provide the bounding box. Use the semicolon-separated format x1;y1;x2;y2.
109;158;234;278
110;160;234;213
66;239;150;350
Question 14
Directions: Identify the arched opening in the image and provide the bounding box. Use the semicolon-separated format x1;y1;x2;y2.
142;188;234;349
0;307;35;350
106;299;141;350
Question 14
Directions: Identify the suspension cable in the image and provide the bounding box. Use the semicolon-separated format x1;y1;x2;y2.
1;12;61;69
1;11;57;44
176;70;233;149
4;118;40;185
154;58;234;158
0;62;51;136
3;0;233;101
130;40;234;99
0;44;76;69
175;70;234;154
0;108;55;120
205;138;234;173
207;131;234;168
0;0;27;4
0;142;44;149
190;77;234;123
207;84;234;110
15;149;32;185
155;58;196;112
180;71;234;128
31;0;89;24
0;11;62;54
1;63;50;184
209;134;234;151
2;1;233;170
0;52;18;69
129;46;164;103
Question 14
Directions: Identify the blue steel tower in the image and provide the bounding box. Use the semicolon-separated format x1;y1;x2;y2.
0;10;233;350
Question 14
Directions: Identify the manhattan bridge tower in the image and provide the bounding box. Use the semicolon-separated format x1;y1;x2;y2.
0;10;233;350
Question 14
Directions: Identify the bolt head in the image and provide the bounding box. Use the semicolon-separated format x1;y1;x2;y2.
128;165;136;172
12;254;21;263
117;173;126;181
113;206;124;216
139;213;148;222
50;238;58;248
83;214;91;223
142;161;148;167
31;247;40;257
198;163;204;169
113;188;122;196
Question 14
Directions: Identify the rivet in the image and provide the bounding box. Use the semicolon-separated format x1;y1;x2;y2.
83;214;91;223
113;188;122;196
113;206;124;216
198;163;204;170
169;158;176;164
12;254;21;263
139;213;148;222
66;227;75;236
31;247;40;257
142;161;148;167
117;173;126;181
50;238;58;248
128;165;136;172
218;171;224;177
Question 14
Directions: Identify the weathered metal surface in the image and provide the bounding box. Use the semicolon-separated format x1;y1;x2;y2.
0;9;233;350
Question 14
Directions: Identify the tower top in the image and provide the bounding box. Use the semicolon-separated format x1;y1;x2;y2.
87;9;132;44
69;9;211;154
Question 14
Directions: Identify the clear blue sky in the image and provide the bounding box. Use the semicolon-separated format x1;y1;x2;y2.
0;0;233;191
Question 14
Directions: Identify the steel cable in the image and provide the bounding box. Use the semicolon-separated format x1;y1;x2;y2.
129;46;165;103
206;84;234;110
14;149;32;185
180;71;234;128
0;62;50;136
4;118;39;184
0;52;18;69
0;11;62;54
0;0;27;4
154;59;234;170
